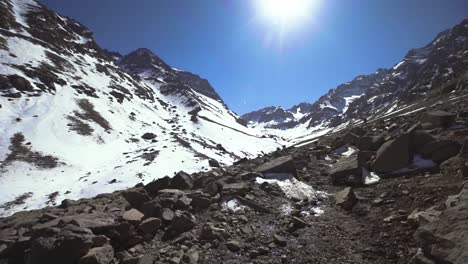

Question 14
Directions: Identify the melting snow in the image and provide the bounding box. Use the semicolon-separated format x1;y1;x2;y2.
255;173;327;202
221;197;246;213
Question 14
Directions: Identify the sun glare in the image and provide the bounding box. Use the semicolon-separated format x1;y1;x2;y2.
255;0;320;30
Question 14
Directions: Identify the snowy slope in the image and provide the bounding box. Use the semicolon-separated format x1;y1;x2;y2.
0;0;283;216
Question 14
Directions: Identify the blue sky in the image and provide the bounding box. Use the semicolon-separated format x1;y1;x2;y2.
41;0;468;114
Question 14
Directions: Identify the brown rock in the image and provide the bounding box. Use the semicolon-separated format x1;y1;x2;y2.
123;209;144;223
371;133;411;173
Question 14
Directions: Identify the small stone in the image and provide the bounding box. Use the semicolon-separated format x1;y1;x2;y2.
225;240;241;252
273;234;287;247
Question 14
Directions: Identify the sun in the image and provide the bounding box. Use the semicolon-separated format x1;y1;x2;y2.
255;0;320;30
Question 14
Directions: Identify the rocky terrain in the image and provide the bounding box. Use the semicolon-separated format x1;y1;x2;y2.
0;0;468;263
1;82;467;263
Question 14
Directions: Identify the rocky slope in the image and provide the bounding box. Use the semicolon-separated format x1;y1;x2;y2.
0;0;283;217
0;84;467;264
243;19;468;140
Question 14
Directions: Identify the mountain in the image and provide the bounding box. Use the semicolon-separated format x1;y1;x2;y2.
243;19;468;141
0;0;283;216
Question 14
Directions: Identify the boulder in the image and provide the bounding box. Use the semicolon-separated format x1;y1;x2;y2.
141;200;162;218
411;131;436;153
208;159;220;168
122;189;151;209
123;209;144;224
335;187;358;211
141;133;157;140
161;208;175;222
78;245;114;264
358;136;384;151
221;182;251;196
189;193;211;209
144;176;171;195
330;155;363;186
371;133;411;173
422;110;456;128
414;183;468;263
138;217;161;234
28;225;94;264
420;140;461;163
254;155;297;176
169;171;193;190
170;210;196;233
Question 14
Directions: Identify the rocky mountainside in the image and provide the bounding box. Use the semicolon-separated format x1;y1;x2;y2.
0;84;467;264
243;19;468;138
0;0;283;217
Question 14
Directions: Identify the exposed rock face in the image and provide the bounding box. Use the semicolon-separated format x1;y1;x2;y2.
330;155;362;186
415;183;468;264
371;133;411;173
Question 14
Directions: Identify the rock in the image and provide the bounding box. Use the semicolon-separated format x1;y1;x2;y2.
123;209;144;223
122;189;151;209
170;210;196;233
144;176;171;194
358;136;384;151
239;172;262;181
371;133;411;173
422;110;456;128
141;200;162;218
208;159;220;168
414;183;468;263
203;182;221;196
225;240;241;252
138;217;161;234
182;248;199;264
175;195;192;209
440;156;462;178
330;155;363;186
462;161;468;178
221;182;251;196
161;208;175;222
291;216;308;229
169;171;193;190
28;225;94;264
420;140;460;163
79;245;114;264
461;138;468;156
411;131;436;153
407;208;442;227
190;193;211;209
255;155;297;176
335;187;358;211
141;132;157;140
273;234;287;247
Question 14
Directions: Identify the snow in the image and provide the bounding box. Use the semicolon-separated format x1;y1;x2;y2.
363;168;380;185
342;94;364;113
221;197;246;213
393;61;405;70
0;25;283;216
255;173;327;202
9;0;37;36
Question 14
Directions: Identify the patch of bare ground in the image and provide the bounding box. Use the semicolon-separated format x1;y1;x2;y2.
67;99;111;136
1;133;61;169
0;192;33;211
